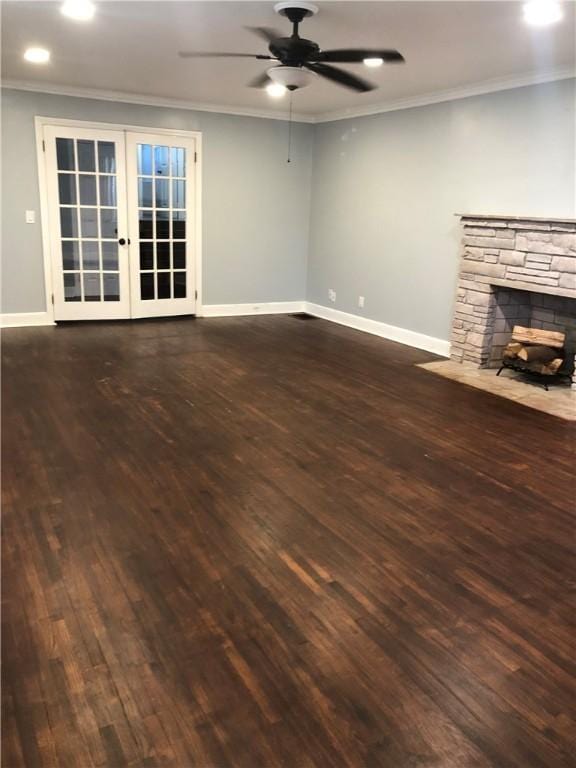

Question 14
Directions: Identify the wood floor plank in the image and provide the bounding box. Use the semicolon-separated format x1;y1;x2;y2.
2;316;575;767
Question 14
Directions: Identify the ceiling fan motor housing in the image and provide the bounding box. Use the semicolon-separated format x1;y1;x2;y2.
269;36;320;66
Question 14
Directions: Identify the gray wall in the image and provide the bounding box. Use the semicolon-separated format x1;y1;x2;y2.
1;88;314;313
307;79;576;341
3;80;575;340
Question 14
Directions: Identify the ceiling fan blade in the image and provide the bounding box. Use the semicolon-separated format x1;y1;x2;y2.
306;63;376;93
179;51;273;59
245;26;283;43
317;49;405;64
248;71;272;89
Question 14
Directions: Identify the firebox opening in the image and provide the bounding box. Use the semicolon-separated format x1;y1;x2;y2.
488;287;576;381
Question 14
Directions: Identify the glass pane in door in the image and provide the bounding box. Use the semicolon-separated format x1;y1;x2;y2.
56;137;120;302
136;143;188;301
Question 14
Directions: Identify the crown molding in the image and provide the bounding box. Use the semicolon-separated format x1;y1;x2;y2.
0;79;316;124
2;68;574;126
314;67;575;123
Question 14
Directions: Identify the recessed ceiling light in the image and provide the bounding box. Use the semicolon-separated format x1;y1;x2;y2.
24;47;51;64
363;57;384;68
523;0;563;26
61;0;95;21
266;82;288;98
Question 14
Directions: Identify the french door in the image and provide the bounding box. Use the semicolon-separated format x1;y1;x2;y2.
126;132;196;318
44;124;197;321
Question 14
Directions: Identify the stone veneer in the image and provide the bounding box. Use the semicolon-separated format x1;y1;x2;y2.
451;214;576;382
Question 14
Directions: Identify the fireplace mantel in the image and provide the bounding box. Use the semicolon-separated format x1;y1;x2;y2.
456;213;576;226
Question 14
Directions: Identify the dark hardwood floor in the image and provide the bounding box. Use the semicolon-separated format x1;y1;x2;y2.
2;315;575;768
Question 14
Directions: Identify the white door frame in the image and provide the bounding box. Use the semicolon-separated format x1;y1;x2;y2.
35;116;203;324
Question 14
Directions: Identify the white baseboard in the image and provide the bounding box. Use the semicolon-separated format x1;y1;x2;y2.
0;305;450;358
1;312;56;328
305;302;451;357
200;301;306;318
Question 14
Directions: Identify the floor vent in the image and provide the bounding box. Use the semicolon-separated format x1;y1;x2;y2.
288;313;318;320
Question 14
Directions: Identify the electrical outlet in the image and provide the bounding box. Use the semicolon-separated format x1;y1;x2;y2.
25;210;36;224
328;289;336;303
358;296;365;308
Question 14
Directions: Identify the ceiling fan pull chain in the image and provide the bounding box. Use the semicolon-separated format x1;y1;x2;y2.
287;91;293;164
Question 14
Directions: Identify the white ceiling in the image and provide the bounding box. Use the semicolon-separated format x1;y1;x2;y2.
2;1;575;120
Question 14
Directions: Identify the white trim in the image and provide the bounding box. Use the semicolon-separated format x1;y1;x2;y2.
200;301;306;317
35;119;55;322
194;133;204;312
315;68;575;123
3;69;574;125
0;304;452;361
2;81;315;124
1;312;56;328
35;114;204;138
305;302;450;357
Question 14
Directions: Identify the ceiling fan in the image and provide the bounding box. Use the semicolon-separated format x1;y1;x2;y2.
179;1;405;94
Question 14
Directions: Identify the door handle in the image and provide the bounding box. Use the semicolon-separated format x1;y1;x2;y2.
118;238;130;246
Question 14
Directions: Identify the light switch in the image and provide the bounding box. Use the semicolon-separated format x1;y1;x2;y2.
25;210;36;224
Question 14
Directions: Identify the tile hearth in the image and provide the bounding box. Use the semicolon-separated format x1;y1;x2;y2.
419;360;576;421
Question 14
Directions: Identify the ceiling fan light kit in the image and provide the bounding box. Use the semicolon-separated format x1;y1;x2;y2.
266;82;288;98
178;2;405;95
268;65;315;90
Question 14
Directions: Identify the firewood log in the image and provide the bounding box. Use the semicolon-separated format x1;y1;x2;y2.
517;345;559;364
503;342;522;359
511;326;565;349
525;358;563;375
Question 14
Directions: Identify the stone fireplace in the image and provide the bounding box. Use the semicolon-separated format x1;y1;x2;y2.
451;214;576;385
